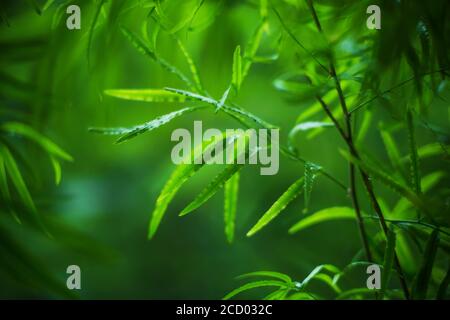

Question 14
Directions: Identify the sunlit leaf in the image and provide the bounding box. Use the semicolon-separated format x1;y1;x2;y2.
232;45;242;93
89;106;207;143
247;177;304;237
148;134;227;239
380;228;396;299
104;89;188;103
1;122;73;161
224;171;239;243
289;207;355;234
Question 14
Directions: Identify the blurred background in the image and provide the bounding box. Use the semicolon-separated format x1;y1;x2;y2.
0;0;448;299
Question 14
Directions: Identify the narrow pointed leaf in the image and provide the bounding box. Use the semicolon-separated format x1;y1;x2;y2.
104;89;188;102
247;177;304;237
237;271;292;284
289;207;355;234
380;228;396;299
224;171;239;243
223;280;287;300
180;164;244;216
1;122;73;161
412;229;440;299
148;134;227;239
89;106;207;143
303;162;321;212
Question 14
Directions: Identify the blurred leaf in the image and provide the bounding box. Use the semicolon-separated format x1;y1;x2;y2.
164;88;278;129
247;177;304;237
412;229;439;299
289;207;355;234
393;171;445;214
223;280;288;300
298;264;341;293
380;228;396;299
87;0;105;67
148;134;227;239
49;156;61;185
180;164;244;216
242;19;267;81
237;271;292;284
436;266;450;299
89;106;207;143
0;145;36;214
121;26;195;91
224;171;239;244
336;288;377;300
1;122;73;161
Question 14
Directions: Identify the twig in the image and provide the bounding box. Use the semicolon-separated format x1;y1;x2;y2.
307;0;411;299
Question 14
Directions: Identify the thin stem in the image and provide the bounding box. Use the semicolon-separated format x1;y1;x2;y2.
307;0;410;299
308;1;372;264
349;69;449;115
317;96;372;262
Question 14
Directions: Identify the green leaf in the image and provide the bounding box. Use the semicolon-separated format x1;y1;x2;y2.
224;171;239;243
436;266;450;299
223;280;288;300
1;122;73;161
89;106;207;143
247;177;304;237
176;38;203;93
380;228;396;299
164;88;278;129
412;229;440;299
264;289;289;300
298;264;341;293
355;110;373;145
104;89;188;103
399;143;444;163
121;26;195;91
287;292;317;300
180;131;252;216
236;271;292;284
336;288;377;300
180;164;244;216
407;110;421;194
393;171;445;214
0;153;10;199
232;45;242;93
87;0;105;67
333;261;374;285
339;149;428;216
26;0;42;15
148;134;227;239
303;162;321;212
0;145;36;214
289;207;355;234
379;124;404;177
50;156;61;185
242;19;266;80
0;145;46;233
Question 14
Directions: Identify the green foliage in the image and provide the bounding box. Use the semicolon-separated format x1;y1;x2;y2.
1;0;449;300
289;207;355;235
247;177;304;237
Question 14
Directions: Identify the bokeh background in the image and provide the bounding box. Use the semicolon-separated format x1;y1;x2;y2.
0;0;448;299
